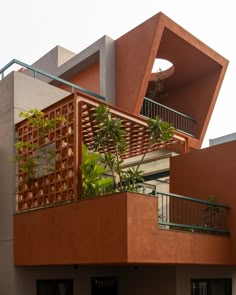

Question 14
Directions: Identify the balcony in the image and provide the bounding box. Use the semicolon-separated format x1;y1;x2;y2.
15;91;188;212
14;191;232;266
141;97;196;137
157;191;230;235
13;90;231;266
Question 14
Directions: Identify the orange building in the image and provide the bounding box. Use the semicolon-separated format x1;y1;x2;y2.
0;12;234;295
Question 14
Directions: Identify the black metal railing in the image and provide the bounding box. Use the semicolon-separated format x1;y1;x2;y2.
156;191;230;235
141;97;196;137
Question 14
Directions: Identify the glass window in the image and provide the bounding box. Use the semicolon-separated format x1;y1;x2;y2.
191;279;232;295
37;279;73;295
91;277;117;295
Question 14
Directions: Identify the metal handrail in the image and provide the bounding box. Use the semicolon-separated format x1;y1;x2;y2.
0;59;105;101
155;190;230;235
155;190;230;209
141;97;196;137
144;97;196;122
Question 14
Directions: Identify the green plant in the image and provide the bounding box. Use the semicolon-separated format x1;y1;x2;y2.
147;69;168;100
80;143;113;198
91;104;174;193
203;195;220;228
15;109;66;185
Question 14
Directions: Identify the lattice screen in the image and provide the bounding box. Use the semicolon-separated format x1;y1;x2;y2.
16;97;76;211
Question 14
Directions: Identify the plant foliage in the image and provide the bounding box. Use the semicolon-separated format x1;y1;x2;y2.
86;104;175;194
80;143;113;198
15;109;66;185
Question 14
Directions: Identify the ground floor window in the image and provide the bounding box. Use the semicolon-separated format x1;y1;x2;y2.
91;277;117;295
37;279;73;295
191;278;232;295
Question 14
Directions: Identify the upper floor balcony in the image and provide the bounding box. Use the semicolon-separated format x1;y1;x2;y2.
141;97;196;138
13;90;232;266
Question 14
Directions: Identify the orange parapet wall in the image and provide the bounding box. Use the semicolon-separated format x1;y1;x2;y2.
14;192;232;266
170;140;236;263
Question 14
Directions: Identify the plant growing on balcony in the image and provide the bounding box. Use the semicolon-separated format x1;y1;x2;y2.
15;109;66;185
203;195;221;229
91;104;174;193
146;68;168;100
80;143;113;198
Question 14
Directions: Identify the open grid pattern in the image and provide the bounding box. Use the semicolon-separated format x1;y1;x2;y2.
16;97;76;211
79;99;187;159
15;92;188;212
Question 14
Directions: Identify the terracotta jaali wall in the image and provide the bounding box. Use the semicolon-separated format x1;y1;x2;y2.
170;140;236;263
59;63;100;94
14;192;232;266
16;94;77;211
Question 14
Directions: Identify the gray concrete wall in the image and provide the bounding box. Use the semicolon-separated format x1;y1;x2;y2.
209;132;236;146
24;45;76;83
13;71;70;123
0;73;15;294
52;36;115;105
22;36;115;105
0;71;71;294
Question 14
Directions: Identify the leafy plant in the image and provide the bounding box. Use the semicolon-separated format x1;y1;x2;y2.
80;143;113;198
203;195;220;228
146;69;168;100
90;104;174;193
15;109;66;185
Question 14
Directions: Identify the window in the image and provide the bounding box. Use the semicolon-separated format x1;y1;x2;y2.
34;143;56;177
37;279;73;295
91;277;117;295
191;279;232;295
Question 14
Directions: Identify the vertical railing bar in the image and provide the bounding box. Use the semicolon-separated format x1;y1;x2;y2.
156;191;229;234
141;98;196;137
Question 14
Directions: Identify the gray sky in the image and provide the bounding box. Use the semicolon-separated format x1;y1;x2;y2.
1;0;235;147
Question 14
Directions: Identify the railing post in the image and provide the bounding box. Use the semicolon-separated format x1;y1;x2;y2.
156;191;230;235
141;97;196;137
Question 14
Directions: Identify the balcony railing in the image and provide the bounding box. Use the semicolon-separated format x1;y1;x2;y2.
0;59;105;101
141;97;196;137
156;191;230;235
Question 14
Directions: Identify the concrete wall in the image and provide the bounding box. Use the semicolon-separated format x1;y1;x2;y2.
170;140;236;263
0;73;15;294
11;265;176;295
0;71;71;294
14;192;232;266
24;45;76;83
209;132;236;146
54;36;115;105
13;71;70;123
6;264;236;295
59;62;100;94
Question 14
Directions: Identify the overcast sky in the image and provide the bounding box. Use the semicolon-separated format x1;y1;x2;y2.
1;0;235;147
